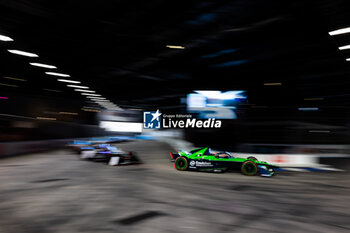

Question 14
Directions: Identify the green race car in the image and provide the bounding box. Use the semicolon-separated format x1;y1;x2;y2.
170;147;277;177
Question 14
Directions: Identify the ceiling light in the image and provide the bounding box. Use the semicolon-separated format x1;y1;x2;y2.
0;97;8;99
30;63;57;69
59;112;78;115
0;83;18;88
86;96;106;99
94;100;109;102
43;88;63;93
57;79;81;84
3;76;26;81
0;34;13;41
82;108;100;112
166;45;185;49
46;72;70;77
298;107;319;111
329;27;350;36
36;117;56;121
264;83;282;86
346;58;350;61
67;85;89;89
8;50;38;57
89;99;108;101
74;89;95;93
80;93;101;97
338;45;350;50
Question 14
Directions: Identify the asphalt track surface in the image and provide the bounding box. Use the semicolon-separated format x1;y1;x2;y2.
0;140;350;233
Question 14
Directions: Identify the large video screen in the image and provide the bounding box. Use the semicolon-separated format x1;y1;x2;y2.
187;90;247;119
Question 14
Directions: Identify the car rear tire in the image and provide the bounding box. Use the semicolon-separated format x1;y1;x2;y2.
241;161;258;176
247;156;258;161
174;157;189;171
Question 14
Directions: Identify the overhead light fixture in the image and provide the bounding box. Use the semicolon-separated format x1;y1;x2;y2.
166;45;185;49
94;100;109;102
338;45;350;50
0;34;14;41
36;117;56;121
43;88;63;93
346;58;350;61
0;83;18;88
59;112;78;115
67;85;89;89
329;27;350;36
80;93;101;97
45;72;70;77
264;82;282;86
30;63;57;69
0;96;8;99
8;49;38;57
298;107;319;111
3;76;26;81
57;79;81;84
74;89;95;93
86;96;106;99
89;99;108;102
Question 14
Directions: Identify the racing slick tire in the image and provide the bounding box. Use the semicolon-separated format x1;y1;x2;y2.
174;157;189;171
247;156;258;161
241;161;258;176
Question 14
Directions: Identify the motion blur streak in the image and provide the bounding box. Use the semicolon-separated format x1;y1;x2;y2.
100;121;142;132
166;45;185;49
8;49;38;57
3;76;26;81
57;79;81;84
45;72;70;77
36;117;56;120
1;1;350;233
338;44;350;50
329;26;350;36
30;63;57;69
0;34;13;41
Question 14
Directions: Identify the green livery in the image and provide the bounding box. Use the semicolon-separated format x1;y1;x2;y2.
170;147;277;177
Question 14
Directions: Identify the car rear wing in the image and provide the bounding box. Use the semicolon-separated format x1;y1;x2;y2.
169;152;180;162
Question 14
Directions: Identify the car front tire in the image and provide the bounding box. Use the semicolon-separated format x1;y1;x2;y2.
241;161;258;176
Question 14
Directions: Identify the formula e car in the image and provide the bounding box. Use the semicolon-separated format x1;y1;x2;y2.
170;147;277;177
79;144;140;166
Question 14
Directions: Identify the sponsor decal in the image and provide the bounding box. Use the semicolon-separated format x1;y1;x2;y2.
189;160;214;167
195;161;213;167
143;110;162;129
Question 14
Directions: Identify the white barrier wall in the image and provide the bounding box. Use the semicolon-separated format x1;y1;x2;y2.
234;153;319;167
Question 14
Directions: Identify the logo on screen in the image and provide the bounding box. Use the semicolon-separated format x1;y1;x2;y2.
143;110;162;129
